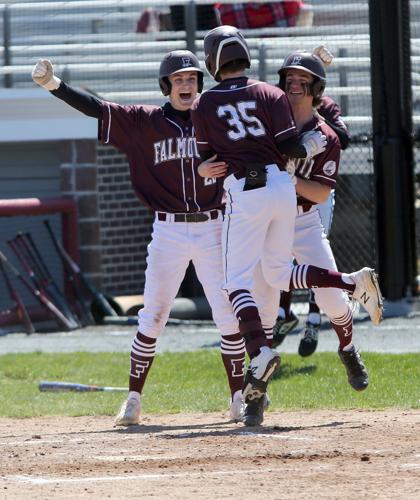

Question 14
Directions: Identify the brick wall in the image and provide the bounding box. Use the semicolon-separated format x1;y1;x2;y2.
96;144;154;295
60;140;153;296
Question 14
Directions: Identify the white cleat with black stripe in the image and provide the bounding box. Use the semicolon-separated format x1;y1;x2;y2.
350;267;384;325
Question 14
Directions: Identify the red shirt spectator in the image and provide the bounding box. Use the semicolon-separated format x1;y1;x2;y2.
214;1;304;29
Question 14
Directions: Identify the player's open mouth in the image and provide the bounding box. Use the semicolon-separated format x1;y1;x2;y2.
180;92;192;101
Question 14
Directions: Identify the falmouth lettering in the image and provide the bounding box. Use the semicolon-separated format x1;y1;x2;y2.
154;137;200;165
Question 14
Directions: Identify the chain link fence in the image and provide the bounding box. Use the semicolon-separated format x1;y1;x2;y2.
0;0;418;285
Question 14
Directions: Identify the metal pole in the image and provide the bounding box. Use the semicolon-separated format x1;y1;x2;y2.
184;1;196;53
338;48;348;116
3;5;12;88
258;43;267;82
369;0;417;301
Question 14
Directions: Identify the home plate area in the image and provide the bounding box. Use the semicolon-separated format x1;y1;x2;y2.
0;410;419;499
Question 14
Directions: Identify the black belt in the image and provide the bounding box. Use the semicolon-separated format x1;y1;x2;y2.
157;210;220;223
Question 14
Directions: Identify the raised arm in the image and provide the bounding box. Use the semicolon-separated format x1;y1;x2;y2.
32;59;103;119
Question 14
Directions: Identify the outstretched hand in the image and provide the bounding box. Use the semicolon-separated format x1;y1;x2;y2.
32;59;61;90
313;45;333;67
197;154;228;178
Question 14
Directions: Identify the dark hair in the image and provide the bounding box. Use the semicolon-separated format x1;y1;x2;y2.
313;92;322;108
219;59;249;77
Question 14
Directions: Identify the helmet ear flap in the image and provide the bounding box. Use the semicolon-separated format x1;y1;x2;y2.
311;79;325;99
278;73;286;91
159;77;171;96
197;73;204;93
159;74;203;96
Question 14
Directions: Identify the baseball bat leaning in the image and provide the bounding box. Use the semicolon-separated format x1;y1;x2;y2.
25;231;94;327
39;381;127;392
0;251;77;331
43;219;119;320
16;232;81;329
0;259;35;334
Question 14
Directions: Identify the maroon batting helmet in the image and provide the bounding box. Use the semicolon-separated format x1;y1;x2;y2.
159;50;203;96
278;51;326;99
204;25;251;81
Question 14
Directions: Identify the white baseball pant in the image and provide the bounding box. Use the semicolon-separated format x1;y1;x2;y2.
138;213;239;338
293;206;349;318
222;165;296;294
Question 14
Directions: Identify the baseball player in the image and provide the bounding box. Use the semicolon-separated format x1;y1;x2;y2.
191;25;383;426
269;50;372;392
31;51;247;426
273;47;352;356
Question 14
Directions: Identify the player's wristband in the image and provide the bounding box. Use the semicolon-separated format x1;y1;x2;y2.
44;76;61;91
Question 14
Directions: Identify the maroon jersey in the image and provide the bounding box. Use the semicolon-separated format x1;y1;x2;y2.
318;96;349;135
284;116;340;207
99;101;224;213
191;77;298;178
318;95;350;149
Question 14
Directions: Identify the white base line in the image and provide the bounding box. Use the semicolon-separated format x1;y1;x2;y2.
8;469;274;485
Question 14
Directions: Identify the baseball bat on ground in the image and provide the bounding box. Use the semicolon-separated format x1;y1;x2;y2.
43;219;119;321
0;251;77;332
15;232;81;329
39;381;127;392
0;259;35;334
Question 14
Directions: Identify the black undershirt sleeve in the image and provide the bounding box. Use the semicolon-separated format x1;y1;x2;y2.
323;119;350;150
199;150;216;161
275;135;307;159
50;81;103;119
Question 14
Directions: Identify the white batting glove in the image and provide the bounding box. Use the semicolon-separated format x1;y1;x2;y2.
313;45;333;67
301;130;327;158
285;160;297;185
32;59;61;90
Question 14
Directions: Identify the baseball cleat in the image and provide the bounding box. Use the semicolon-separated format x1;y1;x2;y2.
350;267;384;325
272;311;299;348
114;398;140;426
243;393;270;427
242;347;280;403
229;390;245;422
338;345;369;391
298;321;320;357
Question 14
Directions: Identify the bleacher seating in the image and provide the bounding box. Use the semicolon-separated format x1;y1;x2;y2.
1;0;420;137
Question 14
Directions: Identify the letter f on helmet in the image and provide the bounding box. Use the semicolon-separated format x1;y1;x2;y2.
278;51;327;100
204;25;251;81
159;50;204;96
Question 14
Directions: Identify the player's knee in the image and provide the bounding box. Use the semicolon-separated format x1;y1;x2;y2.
313;289;348;319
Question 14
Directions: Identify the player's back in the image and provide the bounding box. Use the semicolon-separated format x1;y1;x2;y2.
191;77;297;178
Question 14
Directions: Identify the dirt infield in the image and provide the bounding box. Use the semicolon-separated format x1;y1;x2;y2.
0;409;419;499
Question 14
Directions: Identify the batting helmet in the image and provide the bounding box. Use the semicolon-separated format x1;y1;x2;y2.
159;50;203;96
204;25;251;81
278;51;326;100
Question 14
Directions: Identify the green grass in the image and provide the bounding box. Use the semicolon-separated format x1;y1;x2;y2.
0;350;419;418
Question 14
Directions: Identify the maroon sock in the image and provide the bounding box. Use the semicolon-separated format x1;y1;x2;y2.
289;265;355;293
220;333;245;395
279;290;292;315
128;331;156;393
308;289;320;314
330;308;353;349
229;289;268;358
